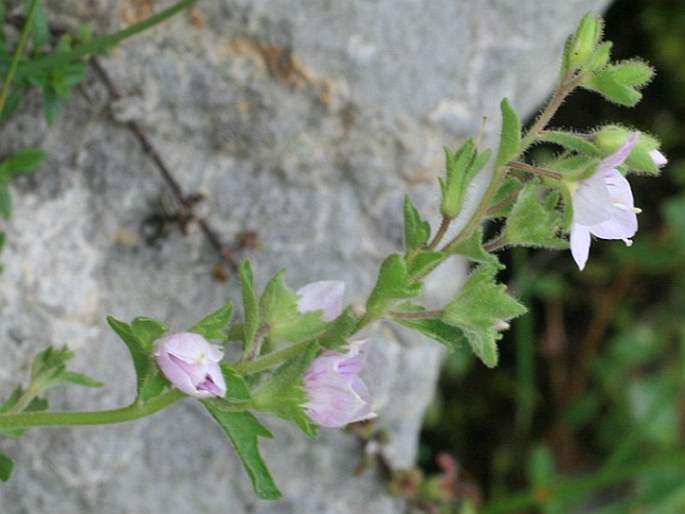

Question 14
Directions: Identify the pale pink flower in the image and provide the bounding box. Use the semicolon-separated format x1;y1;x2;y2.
296;280;345;322
570;133;641;271
304;339;376;427
154;332;226;398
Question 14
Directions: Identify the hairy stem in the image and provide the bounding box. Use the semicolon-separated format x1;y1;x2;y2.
234;340;315;376
507;160;563;180
0;389;185;430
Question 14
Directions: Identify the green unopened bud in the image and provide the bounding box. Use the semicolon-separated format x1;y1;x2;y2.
567;12;603;69
594;126;665;174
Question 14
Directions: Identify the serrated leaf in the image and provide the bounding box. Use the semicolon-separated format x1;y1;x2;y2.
189;301;234;340
239;260;260;352
0;452;14;482
131;317;168;351
442;264;527;367
204;407;281;500
505;182;567;249
365;254;423;320
538;132;602;157
221;364;252;403
260;270;327;343
403;194;431;252
495;98;522;168
3;147;48;174
448;226;501;268
252;344;319;439
393;303;468;352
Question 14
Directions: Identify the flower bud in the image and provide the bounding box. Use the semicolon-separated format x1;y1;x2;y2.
567;12;603;70
304;339;376;427
154;332;226;398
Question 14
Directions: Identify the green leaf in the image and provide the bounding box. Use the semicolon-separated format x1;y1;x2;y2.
252;344;319;439
130;317;168;351
0;452;14;482
487;176;522;218
393;303;468;352
189;301;234;340
538;132;602;157
448;226;501;268
442;264;527;367
204;407;281;500
221;365;252;403
42;87;61;125
2;147;48;175
583;63;648;107
528;443;556;488
107;316;169;403
57;372;104;388
0;88;26;120
260;270;327;343
504;182;567;249
239;260;260;352
29;2;50;51
365;254;423;320
317;308;357;351
403;194;431;253
495;98;522;168
0;187;11;220
407;250;444;279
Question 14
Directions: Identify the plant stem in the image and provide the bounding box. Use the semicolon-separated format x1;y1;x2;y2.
388;309;443;320
427;215;452;251
233;340;315;376
507;160;563;180
0;389;185;430
13;0;197;81
519;72;583;153
0;0;40;118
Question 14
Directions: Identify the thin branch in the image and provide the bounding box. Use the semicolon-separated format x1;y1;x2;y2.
507;160;563;180
89;58;239;271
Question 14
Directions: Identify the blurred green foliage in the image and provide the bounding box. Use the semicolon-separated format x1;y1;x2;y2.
420;1;685;512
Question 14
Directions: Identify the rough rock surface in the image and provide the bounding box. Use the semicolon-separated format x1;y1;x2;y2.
0;1;610;512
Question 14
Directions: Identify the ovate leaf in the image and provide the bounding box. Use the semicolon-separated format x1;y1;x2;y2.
442;264;527;367
204;407;281;500
189;301;234;340
403;194;431;253
504;182;567;249
365;254;423;320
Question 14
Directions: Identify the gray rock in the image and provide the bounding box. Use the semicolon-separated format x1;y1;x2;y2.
0;1;610;512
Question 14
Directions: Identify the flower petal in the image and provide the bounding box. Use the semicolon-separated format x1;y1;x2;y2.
599;132;639;171
649;149;668;167
297;280;345;322
572;172;612;226
570;224;591;271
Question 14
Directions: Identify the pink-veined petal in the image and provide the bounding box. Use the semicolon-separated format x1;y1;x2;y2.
572;172;612;226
